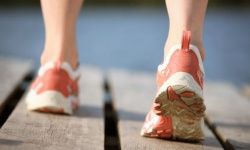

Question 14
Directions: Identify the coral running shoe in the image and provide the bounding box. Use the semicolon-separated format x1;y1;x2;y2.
26;61;80;115
141;31;206;141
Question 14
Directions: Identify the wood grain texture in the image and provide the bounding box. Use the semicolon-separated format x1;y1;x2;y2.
108;70;222;150
0;57;32;112
0;66;104;150
205;82;250;150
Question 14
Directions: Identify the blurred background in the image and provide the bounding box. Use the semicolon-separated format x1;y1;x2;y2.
0;0;250;86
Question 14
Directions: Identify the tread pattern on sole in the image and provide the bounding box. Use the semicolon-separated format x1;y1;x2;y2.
141;114;173;139
154;85;206;141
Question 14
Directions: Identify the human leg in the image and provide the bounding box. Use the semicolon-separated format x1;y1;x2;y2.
41;0;83;69
165;0;208;60
141;0;208;141
26;0;83;114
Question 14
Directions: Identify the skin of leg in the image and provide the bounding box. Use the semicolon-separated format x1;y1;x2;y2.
40;0;83;69
165;0;208;60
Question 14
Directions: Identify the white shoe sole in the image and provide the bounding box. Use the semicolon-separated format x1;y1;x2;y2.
25;90;78;115
155;72;206;141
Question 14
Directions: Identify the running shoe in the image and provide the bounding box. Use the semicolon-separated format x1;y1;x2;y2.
26;61;80;115
141;30;206;141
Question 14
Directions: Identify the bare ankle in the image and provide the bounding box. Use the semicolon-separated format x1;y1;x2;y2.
164;30;205;60
41;49;78;69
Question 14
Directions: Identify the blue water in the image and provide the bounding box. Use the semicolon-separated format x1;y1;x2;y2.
0;7;250;85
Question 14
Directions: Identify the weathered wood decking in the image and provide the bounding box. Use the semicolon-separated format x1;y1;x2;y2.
108;71;222;150
0;58;250;150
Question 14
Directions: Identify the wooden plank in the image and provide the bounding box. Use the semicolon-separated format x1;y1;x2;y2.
205;82;250;150
0;66;104;150
241;85;250;100
0;57;32;112
108;70;222;150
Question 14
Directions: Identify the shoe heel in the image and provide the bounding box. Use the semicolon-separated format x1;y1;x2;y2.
156;72;205;141
172;110;205;141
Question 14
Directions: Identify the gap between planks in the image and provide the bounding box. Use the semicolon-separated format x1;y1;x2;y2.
0;66;105;150
0;58;33;127
0;60;120;150
0;58;33;118
107;70;223;150
204;82;250;150
2;59;249;150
